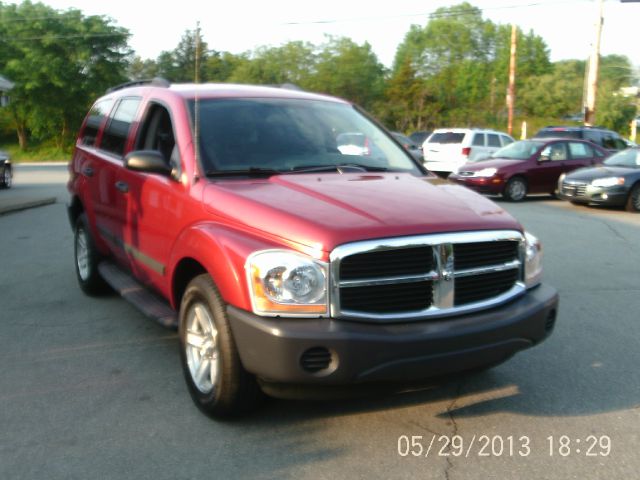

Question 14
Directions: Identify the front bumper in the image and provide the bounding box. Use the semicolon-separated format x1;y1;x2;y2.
448;174;504;195
558;183;628;206
228;284;558;394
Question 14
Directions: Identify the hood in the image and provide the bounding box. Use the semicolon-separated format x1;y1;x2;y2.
203;173;521;252
565;165;637;181
459;158;525;172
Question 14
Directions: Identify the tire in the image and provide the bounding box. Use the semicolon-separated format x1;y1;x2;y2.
74;213;108;295
503;177;527;202
179;274;263;418
626;183;640;212
0;166;11;189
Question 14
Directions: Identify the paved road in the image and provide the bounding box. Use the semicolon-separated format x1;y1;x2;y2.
1;168;639;479
0;163;69;214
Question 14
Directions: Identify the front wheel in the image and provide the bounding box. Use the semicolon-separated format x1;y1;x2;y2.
179;274;262;418
0;166;11;189
503;177;527;202
625;184;640;212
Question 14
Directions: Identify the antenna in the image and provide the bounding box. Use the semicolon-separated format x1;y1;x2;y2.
194;21;201;181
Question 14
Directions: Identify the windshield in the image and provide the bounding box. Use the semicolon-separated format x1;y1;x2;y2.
427;132;465;144
189;98;421;175
491;140;542;160
604;148;640;167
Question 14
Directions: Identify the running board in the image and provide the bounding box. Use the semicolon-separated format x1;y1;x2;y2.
98;261;178;329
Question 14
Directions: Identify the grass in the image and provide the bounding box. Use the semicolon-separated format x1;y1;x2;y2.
0;143;71;163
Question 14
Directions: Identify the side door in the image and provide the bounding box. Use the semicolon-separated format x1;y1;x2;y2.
73;98;116;254
118;101;187;293
566;141;599;173
98;96;143;266
528;141;568;193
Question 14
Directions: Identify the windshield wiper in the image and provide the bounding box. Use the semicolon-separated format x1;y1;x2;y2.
290;164;389;173
205;167;281;178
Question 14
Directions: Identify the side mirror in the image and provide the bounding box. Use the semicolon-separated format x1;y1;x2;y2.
125;150;172;176
538;154;550;163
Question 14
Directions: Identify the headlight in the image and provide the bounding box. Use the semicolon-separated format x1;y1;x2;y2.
246;250;328;316
524;231;543;288
591;177;624;187
474;167;497;177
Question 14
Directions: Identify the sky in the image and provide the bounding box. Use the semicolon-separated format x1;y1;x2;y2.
22;0;640;70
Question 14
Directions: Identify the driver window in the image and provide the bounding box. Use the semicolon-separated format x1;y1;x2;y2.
136;104;178;168
543;143;568;161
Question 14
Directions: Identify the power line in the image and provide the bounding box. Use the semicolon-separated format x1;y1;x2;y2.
278;0;591;26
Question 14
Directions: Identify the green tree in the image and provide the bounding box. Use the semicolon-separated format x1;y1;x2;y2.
229;41;316;86
155;29;206;82
0;1;130;149
389;3;550;130
128;55;159;80
519;60;584;118
308;36;386;110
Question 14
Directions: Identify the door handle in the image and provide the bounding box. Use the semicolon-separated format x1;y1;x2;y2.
115;181;129;193
82;166;94;177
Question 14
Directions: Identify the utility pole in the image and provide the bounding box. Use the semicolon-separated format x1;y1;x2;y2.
584;0;604;126
506;24;517;136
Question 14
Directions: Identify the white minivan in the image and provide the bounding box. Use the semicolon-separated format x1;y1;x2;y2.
422;128;514;174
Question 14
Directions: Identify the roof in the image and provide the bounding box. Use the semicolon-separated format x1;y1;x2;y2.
0;75;14;92
104;81;346;104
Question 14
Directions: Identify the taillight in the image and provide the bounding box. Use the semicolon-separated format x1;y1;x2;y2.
462;147;471;157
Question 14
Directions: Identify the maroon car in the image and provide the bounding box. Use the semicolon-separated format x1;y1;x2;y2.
449;138;609;201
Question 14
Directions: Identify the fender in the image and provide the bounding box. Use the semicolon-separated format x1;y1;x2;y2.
167;222;290;311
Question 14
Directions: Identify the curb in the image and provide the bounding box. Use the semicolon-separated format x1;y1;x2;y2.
14;162;68;167
0;197;57;216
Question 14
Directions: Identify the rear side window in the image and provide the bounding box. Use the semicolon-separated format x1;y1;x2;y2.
568;142;594;159
584;130;602;145
81;99;113;147
428;132;465;144
500;135;513;146
487;134;501;147
472;133;485;146
100;97;141;157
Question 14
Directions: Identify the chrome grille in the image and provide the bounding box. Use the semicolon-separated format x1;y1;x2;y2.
561;181;588;197
330;231;525;322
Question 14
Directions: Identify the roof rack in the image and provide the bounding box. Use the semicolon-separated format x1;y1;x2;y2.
543;125;607;130
106;77;170;94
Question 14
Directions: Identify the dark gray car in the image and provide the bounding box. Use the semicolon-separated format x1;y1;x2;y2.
558;147;640;212
0;151;12;189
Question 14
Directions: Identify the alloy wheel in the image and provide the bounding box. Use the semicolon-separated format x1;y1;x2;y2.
184;302;220;394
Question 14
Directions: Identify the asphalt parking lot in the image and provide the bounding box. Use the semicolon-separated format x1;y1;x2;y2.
1;165;639;480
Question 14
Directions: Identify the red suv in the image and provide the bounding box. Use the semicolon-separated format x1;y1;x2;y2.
67;81;558;417
449;138;609;201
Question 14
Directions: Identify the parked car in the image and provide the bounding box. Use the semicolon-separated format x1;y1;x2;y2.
558;147;640;212
67;80;558;418
533;125;627;152
422;128;514;174
0;151;12;189
408;130;432;146
391;132;423;161
449;138;609;201
336;132;371;156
